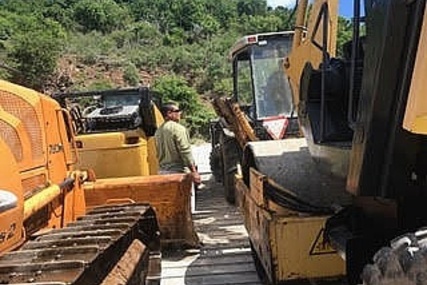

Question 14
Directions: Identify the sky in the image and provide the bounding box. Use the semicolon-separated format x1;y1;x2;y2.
266;0;353;18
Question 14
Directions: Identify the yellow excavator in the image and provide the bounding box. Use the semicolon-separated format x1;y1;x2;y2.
214;0;427;284
283;0;427;284
0;80;197;284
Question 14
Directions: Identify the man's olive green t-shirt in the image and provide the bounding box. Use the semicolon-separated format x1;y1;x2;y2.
154;120;194;173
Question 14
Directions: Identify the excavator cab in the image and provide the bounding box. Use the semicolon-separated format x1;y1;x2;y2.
230;32;298;140
210;31;301;203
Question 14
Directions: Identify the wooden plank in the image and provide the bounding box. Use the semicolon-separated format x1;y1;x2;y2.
162;254;254;269
162;272;261;285
195;220;245;228
161;176;263;285
163;263;257;278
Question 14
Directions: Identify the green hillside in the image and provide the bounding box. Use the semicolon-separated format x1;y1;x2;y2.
0;0;352;138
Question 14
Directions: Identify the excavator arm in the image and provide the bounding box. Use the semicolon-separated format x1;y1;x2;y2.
285;0;339;109
211;97;258;149
403;7;427;135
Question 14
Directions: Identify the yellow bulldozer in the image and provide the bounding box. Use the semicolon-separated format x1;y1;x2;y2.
52;87;199;249
0;80;197;284
212;0;427;284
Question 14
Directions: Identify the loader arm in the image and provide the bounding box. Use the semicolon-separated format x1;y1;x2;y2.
285;0;339;109
212;97;258;148
403;7;427;135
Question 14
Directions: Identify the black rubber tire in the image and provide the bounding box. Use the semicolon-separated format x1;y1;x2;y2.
220;133;240;204
209;144;223;183
361;232;427;285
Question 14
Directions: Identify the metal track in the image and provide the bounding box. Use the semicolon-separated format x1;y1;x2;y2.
0;203;161;285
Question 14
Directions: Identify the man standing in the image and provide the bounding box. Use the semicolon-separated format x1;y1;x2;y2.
155;102;201;185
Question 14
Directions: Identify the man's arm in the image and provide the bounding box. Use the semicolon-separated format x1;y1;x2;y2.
175;125;201;184
188;164;201;184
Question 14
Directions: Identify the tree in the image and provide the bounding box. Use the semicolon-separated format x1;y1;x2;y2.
72;0;130;34
129;0;176;33
237;0;267;16
205;0;237;29
7;16;65;91
128;21;162;46
123;62;139;86
170;0;206;31
42;1;76;30
337;16;353;56
236;14;283;34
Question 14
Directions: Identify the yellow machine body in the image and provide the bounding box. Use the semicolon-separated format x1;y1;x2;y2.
0;79;196;247
235;169;345;283
403;7;427;135
0;139;24;253
0;79;182;283
54;87;197;247
73;101;164;178
210;1;344;283
0;80;85;236
75;130;156;178
65;88;164;178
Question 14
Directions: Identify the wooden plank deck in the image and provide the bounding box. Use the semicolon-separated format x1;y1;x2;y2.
161;174;263;285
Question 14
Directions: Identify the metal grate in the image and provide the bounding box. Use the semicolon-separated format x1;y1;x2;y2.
0;90;44;162
0;120;23;162
22;174;48;199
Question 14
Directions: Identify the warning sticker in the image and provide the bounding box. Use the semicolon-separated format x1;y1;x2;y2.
309;228;337;255
262;116;288;139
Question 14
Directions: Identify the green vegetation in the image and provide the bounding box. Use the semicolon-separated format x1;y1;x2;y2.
153;75;215;138
0;0;353;139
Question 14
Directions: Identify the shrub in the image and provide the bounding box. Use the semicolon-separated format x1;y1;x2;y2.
123;62;139;86
72;0;130;34
153;75;215;139
87;79;113;91
7;17;65;90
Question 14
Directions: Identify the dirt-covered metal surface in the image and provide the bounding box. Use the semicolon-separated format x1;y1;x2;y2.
246;138;353;209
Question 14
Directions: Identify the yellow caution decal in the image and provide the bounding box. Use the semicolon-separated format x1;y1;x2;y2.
309;228;337;255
